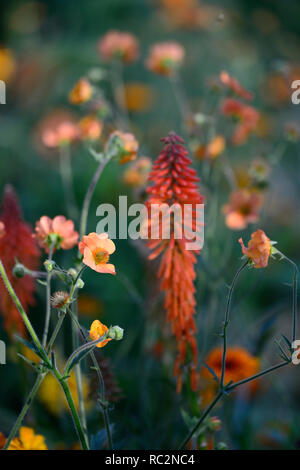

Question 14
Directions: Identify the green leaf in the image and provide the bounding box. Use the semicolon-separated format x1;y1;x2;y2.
63;337;104;377
14;334;44;360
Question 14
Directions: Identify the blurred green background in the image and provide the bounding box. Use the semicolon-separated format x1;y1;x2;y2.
0;0;299;450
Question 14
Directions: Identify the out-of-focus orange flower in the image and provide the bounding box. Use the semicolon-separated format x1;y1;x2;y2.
118;82;155;112
78;115;102;141
0;432;6;449
221;98;260;145
239;229;271;269
35;215;79;252
146;42;185;76
89;319;111;348
35;109;79;156
78;294;103;317
69;78;92;105
200;347;260;403
220;71;253;101
0;47;16;82
79;232;116;275
159;0;222;30
223;189;263;230
146;133;204;393
98;30;139;63
8;427;48;450
123;156;152;187
207;135;226;159
0;221;5;238
108;130;139;164
0;186;40;336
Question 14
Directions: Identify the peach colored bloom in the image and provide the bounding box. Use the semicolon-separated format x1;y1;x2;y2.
35;215;79;252
123;156;152;186
239;229;271;268
207;135;226;159
220;71;253;101
221;98;260;145
42;121;79;148
69;78;92;105
0;221;5;239
89;319;111;348
146;42;185;76
79;232;116;274
98;30;139;63
109;131;139;164
223;189;263;230
79;115;103;141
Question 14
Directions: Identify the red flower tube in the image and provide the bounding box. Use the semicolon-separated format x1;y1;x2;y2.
146;132;204;392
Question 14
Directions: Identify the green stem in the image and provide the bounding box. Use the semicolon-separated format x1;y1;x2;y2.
111;59;130;130
226;361;290;392
47;310;66;353
2;373;46;450
59;144;78;220
79;156;109;239
178;391;223;450
277;251;298;342
220;260;248;388
54;371;89;450
68;308;113;449
42;243;54;348
0;261;50;367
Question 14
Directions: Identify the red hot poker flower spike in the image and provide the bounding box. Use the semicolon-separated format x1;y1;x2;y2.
0;185;40;336
146;132;204;393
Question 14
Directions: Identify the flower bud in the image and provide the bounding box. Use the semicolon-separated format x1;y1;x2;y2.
44;260;55;272
76;278;85;289
108;325;124;341
68;268;78;279
13;263;26;278
51;291;69;309
207;416;221;432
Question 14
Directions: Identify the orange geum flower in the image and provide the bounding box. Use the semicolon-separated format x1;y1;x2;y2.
223;189;263;230
42;120;79;148
79;115;103;141
35;215;79;252
79;232;116;275
98;30;139;64
0;221;5;238
8;427;48;450
123;156;152;187
89;319;111;348
239;229;271;269
146;42;185;76
69;78;92;105
207;134;226;159
108;130;139;165
220;71;253;101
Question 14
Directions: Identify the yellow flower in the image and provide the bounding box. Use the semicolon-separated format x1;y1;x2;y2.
90;320;111;348
8;427;48;450
0;48;16;83
38;370;90;415
69;78;92;105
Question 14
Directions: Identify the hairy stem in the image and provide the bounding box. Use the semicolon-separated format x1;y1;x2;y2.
42;243;54;348
220;260;248;388
79;156;109;239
